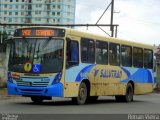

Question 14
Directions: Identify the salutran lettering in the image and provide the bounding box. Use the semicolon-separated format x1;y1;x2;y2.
94;69;122;78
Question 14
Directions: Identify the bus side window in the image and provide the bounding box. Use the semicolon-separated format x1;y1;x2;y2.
133;47;143;68
96;40;108;65
144;49;153;69
109;43;120;66
121;45;132;67
81;38;95;63
66;39;79;67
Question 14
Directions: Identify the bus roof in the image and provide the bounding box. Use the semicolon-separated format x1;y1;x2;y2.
68;28;153;50
14;26;153;50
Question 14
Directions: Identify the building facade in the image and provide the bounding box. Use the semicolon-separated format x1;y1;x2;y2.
0;0;76;35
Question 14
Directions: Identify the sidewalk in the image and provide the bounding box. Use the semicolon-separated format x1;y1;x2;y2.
0;88;8;96
0;88;24;100
0;88;9;99
0;88;19;100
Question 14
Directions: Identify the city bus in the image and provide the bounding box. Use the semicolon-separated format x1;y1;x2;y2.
8;26;156;105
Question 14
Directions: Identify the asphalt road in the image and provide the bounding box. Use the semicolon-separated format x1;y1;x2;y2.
0;93;160;114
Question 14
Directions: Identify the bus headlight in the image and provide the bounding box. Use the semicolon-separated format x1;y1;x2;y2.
52;72;62;84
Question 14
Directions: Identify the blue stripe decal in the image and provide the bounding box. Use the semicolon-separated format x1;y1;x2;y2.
120;67;131;77
121;68;153;83
146;69;153;83
75;65;95;82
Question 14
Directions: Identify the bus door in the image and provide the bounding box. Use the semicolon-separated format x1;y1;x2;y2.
64;37;80;97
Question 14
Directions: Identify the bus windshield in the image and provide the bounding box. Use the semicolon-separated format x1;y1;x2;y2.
8;38;64;73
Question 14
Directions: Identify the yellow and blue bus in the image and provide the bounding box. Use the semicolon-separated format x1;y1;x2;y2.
8;26;156;105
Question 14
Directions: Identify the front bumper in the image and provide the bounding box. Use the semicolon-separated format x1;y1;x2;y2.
8;82;63;97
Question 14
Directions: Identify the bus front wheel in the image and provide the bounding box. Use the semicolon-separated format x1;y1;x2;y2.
72;82;88;105
31;97;44;103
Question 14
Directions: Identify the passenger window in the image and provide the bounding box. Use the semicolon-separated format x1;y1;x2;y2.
133;47;143;67
144;49;153;69
81;38;95;63
66;39;79;67
121;45;132;67
96;41;108;65
109;43;120;66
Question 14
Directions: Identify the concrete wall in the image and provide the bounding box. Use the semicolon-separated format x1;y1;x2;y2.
0;45;9;88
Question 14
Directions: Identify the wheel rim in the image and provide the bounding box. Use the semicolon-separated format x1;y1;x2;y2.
79;87;86;100
127;87;133;101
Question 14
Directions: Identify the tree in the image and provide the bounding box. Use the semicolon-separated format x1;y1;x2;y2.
0;31;8;52
0;31;8;44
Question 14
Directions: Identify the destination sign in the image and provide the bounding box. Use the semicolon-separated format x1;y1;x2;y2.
14;27;65;37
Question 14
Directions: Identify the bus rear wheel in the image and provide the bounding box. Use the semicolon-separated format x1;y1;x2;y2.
125;83;134;102
72;82;88;105
115;83;133;102
31;97;44;103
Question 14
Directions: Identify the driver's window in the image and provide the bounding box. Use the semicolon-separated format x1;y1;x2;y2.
66;39;79;67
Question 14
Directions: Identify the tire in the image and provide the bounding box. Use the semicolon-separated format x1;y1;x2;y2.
72;82;88;105
125;83;134;102
31;97;44;103
115;83;133;102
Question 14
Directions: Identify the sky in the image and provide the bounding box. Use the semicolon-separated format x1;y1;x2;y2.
75;0;160;45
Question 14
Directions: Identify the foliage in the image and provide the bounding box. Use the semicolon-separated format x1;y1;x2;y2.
0;31;8;44
157;65;160;87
